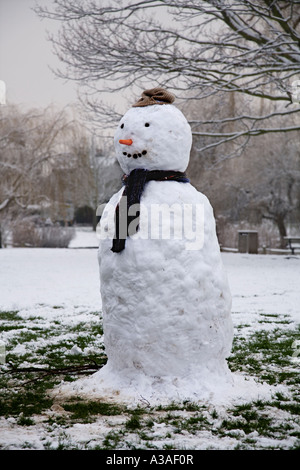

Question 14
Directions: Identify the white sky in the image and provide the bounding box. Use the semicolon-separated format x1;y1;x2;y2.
0;0;78;108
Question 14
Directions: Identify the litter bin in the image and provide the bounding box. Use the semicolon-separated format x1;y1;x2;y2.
238;230;258;254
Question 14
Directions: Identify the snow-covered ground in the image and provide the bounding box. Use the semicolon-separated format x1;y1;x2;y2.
0;228;100;312
0;227;299;450
1;228;299;323
225;250;300;325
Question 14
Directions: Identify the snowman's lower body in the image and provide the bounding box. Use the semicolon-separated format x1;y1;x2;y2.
92;359;233;405
94;238;234;404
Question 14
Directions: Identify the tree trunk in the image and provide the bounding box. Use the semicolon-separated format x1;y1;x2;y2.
276;216;287;249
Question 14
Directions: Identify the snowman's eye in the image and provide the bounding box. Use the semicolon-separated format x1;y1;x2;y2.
145;123;150;127
120;123;124;129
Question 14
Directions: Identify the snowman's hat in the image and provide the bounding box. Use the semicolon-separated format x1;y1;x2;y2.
132;87;175;107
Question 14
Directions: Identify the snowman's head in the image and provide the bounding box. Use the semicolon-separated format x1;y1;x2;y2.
114;88;192;174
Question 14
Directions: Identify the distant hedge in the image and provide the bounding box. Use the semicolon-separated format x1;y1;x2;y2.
74;206;94;224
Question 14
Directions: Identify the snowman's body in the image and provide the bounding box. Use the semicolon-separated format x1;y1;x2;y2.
97;94;233;401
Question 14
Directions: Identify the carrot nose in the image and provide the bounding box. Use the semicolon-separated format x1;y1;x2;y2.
119;139;133;146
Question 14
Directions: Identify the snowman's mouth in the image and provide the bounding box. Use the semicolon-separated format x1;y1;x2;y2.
122;150;148;159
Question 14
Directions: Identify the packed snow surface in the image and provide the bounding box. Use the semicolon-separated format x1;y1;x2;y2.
114;104;192;174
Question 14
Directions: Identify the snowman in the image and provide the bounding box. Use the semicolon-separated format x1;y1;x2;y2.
96;87;234;403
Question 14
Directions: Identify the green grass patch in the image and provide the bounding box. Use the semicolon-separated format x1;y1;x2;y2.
102;431;124;450
228;325;300;385
0;311;23;321
0;308;106;421
62;400;124;422
0;380;54;418
125;414;142;431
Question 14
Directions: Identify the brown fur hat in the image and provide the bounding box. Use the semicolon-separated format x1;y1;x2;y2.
132;87;175;107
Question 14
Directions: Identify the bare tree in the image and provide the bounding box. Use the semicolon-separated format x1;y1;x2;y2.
35;0;300;153
213;119;299;247
0;104;70;215
182;87;299;247
0;104;95;244
249;131;300;247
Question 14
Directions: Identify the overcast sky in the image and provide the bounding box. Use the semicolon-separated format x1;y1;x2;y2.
0;0;78;109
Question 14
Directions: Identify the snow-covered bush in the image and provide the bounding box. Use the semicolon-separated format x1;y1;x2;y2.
35;226;75;248
12;219;75;248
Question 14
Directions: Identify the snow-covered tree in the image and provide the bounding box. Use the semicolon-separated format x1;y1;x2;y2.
188;106;300;247
246;127;300;247
36;0;300;154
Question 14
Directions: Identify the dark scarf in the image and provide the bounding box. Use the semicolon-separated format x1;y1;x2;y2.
111;168;189;253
